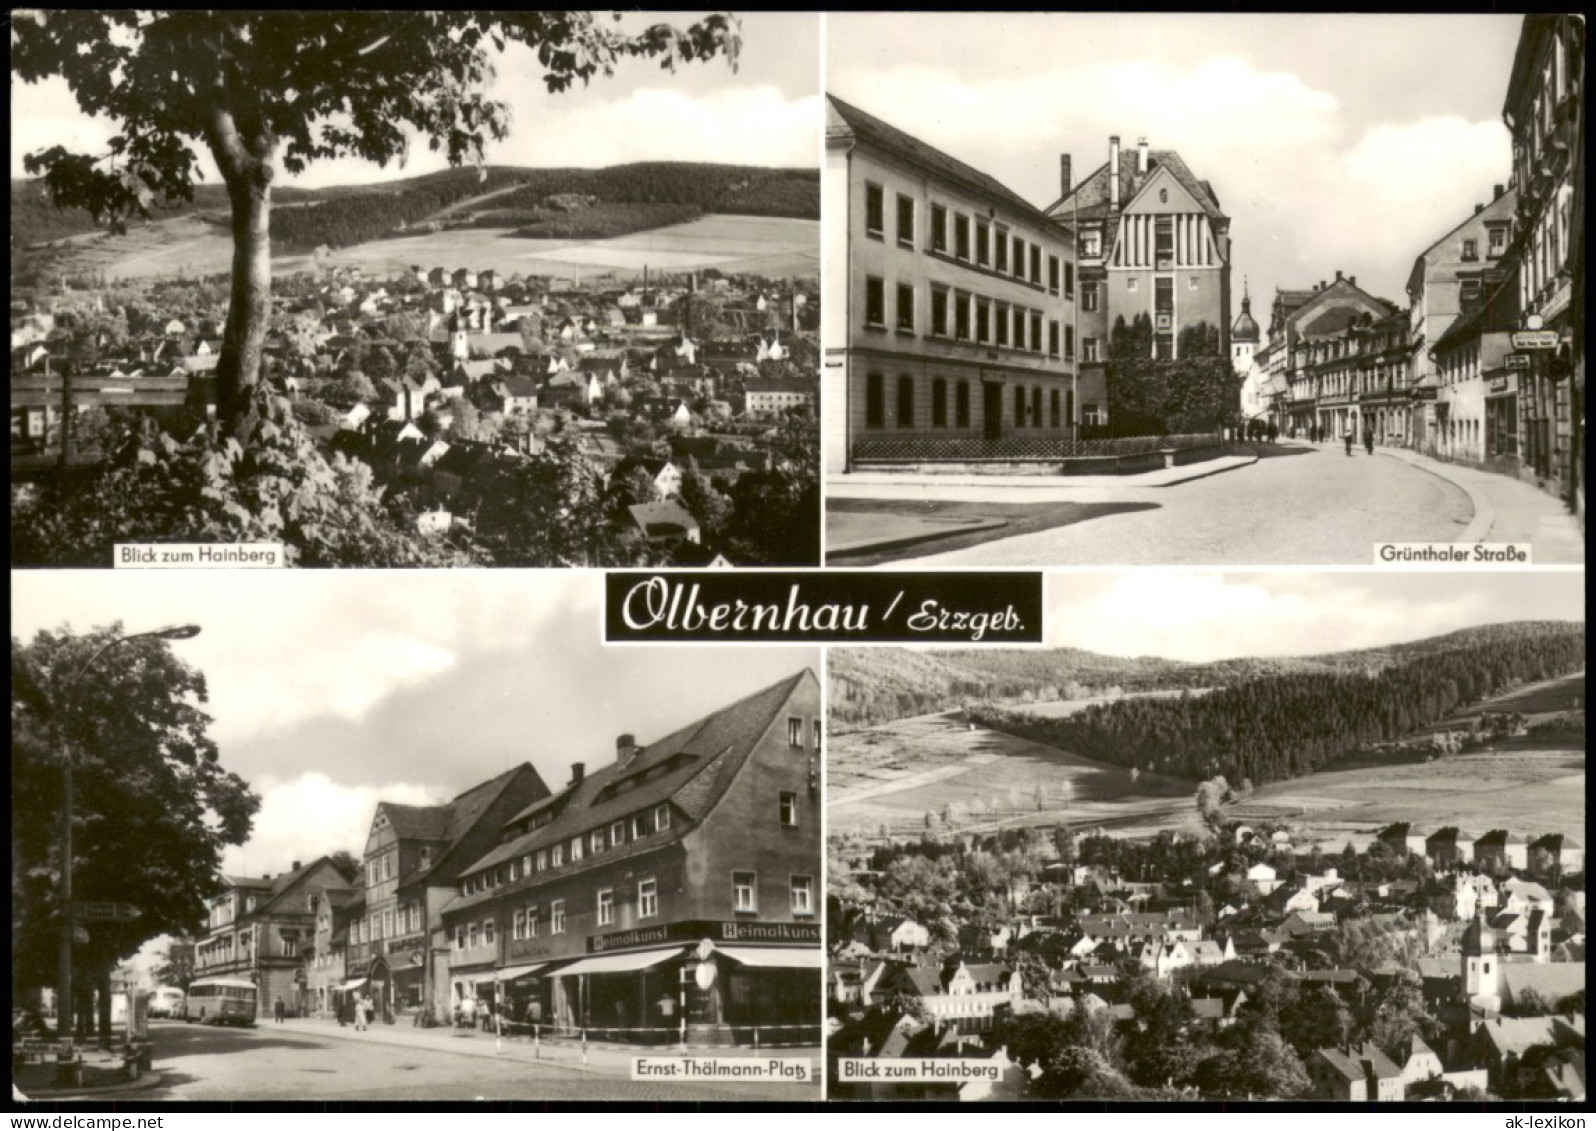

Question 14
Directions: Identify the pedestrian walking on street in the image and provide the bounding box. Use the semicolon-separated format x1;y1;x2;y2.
1364;429;1375;456
274;997;286;1024
1344;424;1354;456
337;996;347;1027
354;994;367;1031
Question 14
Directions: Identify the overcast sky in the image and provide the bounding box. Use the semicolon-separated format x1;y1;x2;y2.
10;11;819;185
828;12;1523;327
1046;571;1585;663
11;571;818;876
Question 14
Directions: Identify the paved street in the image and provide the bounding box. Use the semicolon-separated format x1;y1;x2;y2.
831;442;1582;566
136;1021;820;1102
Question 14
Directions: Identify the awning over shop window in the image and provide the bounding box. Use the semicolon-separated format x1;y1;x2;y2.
551;947;688;978
493;963;549;983
336;978;369;991
715;947;825;970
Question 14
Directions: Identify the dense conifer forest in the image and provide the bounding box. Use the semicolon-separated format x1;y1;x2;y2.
830;622;1585;731
962;622;1584;785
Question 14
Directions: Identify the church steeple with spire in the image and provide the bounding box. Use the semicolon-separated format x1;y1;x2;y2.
1231;277;1260;375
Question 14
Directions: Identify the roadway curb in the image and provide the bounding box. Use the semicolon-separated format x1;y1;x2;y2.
1149;451;1259;488
14;1069;170;1101
1378;448;1495;544
826;518;1010;560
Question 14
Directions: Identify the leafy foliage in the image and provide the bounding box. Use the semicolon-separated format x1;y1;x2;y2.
1102;314;1240;436
13;385;482;567
11;626;260;1001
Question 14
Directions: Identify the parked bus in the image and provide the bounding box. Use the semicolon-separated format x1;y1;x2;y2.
149;986;186;1019
182;977;258;1026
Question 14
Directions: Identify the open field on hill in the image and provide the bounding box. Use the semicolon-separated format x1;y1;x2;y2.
1004;687;1216;719
827;712;1197;839
21;212;817;283
830;669;1586;847
1237;745;1585;851
1425;671;1584;724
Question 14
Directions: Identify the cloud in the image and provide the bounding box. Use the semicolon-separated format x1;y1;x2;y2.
10;571;601;745
221;773;451;876
1047;573;1556;663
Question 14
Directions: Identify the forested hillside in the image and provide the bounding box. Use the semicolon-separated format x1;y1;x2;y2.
967;622;1584;786
13;162;818;255
828;622;1584;728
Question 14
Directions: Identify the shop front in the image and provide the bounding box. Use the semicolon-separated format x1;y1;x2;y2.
540;920;823;1047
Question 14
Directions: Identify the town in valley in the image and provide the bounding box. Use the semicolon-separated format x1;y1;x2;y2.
826;578;1586;1102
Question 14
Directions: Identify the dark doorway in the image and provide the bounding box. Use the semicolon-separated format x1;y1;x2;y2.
983;383;1003;441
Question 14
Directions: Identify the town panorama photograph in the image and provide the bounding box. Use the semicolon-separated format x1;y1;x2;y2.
823;13;1584;567
12;570;823;1101
827;571;1586;1101
11;10;821;568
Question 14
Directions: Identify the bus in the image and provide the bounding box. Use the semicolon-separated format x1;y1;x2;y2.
182;977;258;1026
149;986;186;1019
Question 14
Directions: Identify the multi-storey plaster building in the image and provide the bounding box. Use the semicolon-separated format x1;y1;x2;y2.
439;670;823;1046
344;765;549;1025
1502;14;1583;508
193;858;353;1019
824;95;1079;473
1049;134;1232;378
1406;186;1516;457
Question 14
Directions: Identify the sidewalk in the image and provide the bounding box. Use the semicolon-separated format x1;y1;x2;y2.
1380;445;1585;563
268;1017;820;1078
828;450;1259;497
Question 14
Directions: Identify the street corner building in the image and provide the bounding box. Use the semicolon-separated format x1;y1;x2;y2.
437;669;824;1048
823;95;1234;475
822;95;1085;473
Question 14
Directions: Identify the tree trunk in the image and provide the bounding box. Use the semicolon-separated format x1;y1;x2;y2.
96;968;113;1050
205;104;276;438
218;170;273;435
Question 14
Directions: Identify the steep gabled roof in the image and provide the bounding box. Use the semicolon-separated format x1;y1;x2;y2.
827;94;1064;228
1048;149;1226;222
459;671;816;885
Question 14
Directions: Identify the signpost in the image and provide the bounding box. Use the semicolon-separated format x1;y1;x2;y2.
71;902;142;923
1506;353;1532;370
1510;331;1561;350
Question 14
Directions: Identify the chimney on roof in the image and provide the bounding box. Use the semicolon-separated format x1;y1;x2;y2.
1474;203;1485;215
291;861;301;872
1493;183;1505;200
1349;276;1356;287
569;762;585;787
1059;154;1072;199
1137;137;1149;175
1109;136;1121;209
616;733;640;765
1335;270;1343;282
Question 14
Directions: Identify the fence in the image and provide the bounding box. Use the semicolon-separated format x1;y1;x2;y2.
480;1017;821;1058
852;431;1223;464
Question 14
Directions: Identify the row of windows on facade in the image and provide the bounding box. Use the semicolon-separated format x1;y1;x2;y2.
1293;365;1410;401
349;902;424;947
453;872;817;948
864;372;1100;431
366;846;431;889
460;788;803;900
864;278;1082;360
863;183;1070;295
198;931;298;964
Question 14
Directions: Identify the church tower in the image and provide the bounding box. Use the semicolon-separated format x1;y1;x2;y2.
1231;278;1260;376
1460;909;1500;1012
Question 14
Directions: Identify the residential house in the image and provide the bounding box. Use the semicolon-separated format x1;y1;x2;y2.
1474;830;1531;873
1426;827;1477;869
345;766;550;1025
1308;1044;1405;1102
193;859;354;1019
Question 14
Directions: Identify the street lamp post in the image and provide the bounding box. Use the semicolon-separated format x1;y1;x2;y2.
57;624;201;1041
